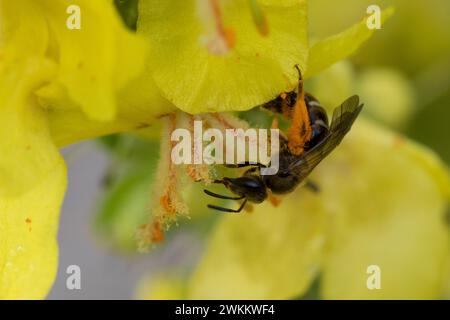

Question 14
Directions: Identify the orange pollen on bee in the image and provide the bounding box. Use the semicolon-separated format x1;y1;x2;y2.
287;84;312;156
268;193;281;207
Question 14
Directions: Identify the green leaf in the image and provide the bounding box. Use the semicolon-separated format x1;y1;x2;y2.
138;0;308;113
95;138;160;251
305;7;394;78
96;171;154;251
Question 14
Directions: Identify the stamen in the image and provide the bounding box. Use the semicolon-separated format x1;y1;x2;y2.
206;112;250;130
204;113;251;165
136;114;189;251
185;113;214;183
136;111;254;250
198;0;236;55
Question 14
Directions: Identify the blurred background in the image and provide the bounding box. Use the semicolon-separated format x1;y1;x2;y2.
48;0;449;299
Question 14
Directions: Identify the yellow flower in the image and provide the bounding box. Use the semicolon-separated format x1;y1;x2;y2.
0;0;173;299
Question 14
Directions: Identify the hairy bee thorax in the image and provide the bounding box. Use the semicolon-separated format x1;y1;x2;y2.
262;86;330;155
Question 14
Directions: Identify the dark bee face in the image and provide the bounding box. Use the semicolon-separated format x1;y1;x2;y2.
223;175;268;203
262;171;300;194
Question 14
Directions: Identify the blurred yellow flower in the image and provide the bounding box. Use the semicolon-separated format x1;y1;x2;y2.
0;0;171;299
357;68;416;128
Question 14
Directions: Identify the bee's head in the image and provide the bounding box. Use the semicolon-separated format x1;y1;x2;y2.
222;175;267;204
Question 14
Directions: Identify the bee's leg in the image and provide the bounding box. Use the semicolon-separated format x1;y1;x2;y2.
207;199;248;213
204;179;247;212
305;180;320;193
203;189;245;200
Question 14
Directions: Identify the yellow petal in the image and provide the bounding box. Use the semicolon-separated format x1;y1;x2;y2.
38;0;148;121
189;194;325;299
306;7;394;78
0;1;61;196
44;72;175;147
0;1;51;57
3;0;173;146
0;54;67;298
138;0;309;113
0;1;67;299
0;51;63;196
0;153;66;299
318;120;449;299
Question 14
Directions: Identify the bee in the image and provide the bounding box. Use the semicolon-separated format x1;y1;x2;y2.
204;66;364;212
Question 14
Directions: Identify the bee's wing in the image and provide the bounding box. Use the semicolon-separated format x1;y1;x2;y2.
288;95;363;180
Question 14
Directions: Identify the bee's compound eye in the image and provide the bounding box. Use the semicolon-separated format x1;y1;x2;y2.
226;176;267;203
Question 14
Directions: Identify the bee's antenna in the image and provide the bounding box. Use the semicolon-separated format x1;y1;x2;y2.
293;64;304;96
294;64;302;81
204;189;245;200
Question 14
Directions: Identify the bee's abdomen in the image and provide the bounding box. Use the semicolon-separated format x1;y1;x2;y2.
304;94;330;150
304;94;328;126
